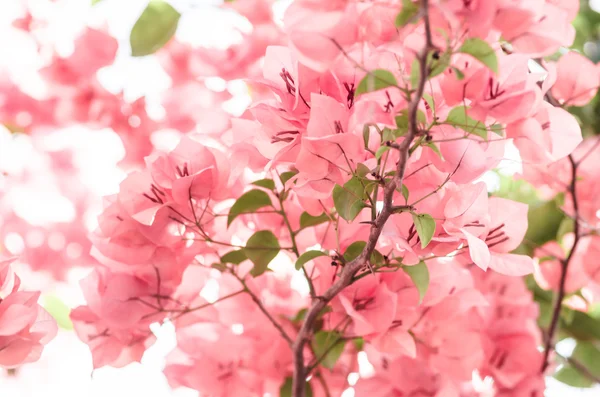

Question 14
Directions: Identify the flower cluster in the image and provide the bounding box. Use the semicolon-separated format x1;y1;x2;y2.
0;256;57;368
2;0;600;395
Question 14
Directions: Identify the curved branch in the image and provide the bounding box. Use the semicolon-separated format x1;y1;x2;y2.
291;1;434;395
541;154;580;372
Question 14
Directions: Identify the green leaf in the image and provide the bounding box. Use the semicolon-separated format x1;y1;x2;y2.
280;171;297;185
458;38;498;74
296;250;328;270
363;125;371;149
333;177;367;221
252;178;275;190
376;145;391;159
382;127;398;142
401;184;410;203
554;365;595;388
279;377;313;397
446;105;487;139
394;113;410;135
395;0;419;27
403;261;429;303
292;308;308;323
355;69;398;96
564;311;600;341
130;0;180;57
429;50;452;78
425;142;442;158
410;58;420;89
356;163;371;178
227;189;272;226
221;249;247;265
43;295;73;330
489;123;504;136
343;241;366;262
300;212;330;229
411;213;436;248
312;331;346;369
244;231;280;277
353;337;365;351
570;341;600;377
343;241;384;264
451;66;465;80
92;0;104;5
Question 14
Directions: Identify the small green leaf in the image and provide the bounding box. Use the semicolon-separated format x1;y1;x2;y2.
252;178;275;190
353;337;365;351
343;241;367;262
292;308;308;323
356;163;371;178
395;113;410;135
395;0;419;27
363;125;371;149
376;145;391;159
554;365;595;388
333;177;367;221
280;171;298;185
425;142;442;158
423;93;436;114
429;50;451;78
382;127;397;142
300;212;330;229
43;295;73;330
411;213;436;248
410;58;420;89
279;377;313;397
221;249;247;265
570;341;600;377
130;0;180;57
403;261;429;304
244;231;280;277
458;38;498;74
446;105;487;139
312;331;346;369
343;241;384;264
296;250;328;270
91;0;104;5
355;70;398;96
227;189;272;226
451;66;465;80
489;123;504;136
401;184;409;203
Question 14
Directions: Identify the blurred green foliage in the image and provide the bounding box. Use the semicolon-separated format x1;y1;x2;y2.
569;1;600;137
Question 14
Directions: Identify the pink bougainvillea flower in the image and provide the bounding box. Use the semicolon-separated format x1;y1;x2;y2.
551;51;600;106
146;135;231;204
507;102;582;165
470;54;542;124
0;290;57;368
464;198;534;276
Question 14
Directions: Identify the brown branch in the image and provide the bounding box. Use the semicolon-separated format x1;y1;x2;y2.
541;154;580;373
290;1;434;395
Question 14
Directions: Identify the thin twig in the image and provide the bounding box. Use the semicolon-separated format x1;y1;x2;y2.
541;154;580;373
233;272;294;346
